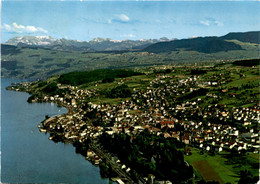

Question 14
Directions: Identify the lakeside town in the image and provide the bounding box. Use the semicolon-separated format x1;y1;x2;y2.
7;62;259;184
2;0;260;182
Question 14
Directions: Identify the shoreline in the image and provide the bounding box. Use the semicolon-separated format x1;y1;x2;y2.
2;79;111;184
5;84;123;182
39;109;134;184
16;89;132;183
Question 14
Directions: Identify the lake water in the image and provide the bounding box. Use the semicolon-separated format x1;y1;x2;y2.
1;78;109;184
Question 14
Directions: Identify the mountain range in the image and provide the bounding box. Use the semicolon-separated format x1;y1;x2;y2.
1;31;259;78
5;31;259;53
5;36;172;52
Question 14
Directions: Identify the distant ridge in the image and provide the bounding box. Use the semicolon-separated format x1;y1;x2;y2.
221;31;260;44
143;37;242;53
143;31;259;53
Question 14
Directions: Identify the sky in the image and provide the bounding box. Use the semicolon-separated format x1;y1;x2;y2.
1;1;260;42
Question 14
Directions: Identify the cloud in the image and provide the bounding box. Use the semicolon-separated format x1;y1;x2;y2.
80;14;135;25
120;34;136;38
118;14;130;22
214;20;224;27
200;18;223;27
200;20;210;26
3;23;48;34
108;14;131;24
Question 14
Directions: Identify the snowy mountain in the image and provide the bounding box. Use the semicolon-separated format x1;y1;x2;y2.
6;36;57;46
5;36;173;51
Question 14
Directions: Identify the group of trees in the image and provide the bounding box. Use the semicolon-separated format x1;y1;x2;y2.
190;69;207;75
105;84;132;98
41;82;69;96
238;170;258;184
153;68;172;74
99;129;193;183
102;77;115;83
233;59;260;67
58;69;143;86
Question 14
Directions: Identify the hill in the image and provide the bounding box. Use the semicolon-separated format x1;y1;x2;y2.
143;31;260;54
221;31;260;44
143;37;243;53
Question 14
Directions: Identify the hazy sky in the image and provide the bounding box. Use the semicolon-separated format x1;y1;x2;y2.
2;1;260;42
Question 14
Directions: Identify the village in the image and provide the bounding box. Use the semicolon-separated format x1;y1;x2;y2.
8;65;259;183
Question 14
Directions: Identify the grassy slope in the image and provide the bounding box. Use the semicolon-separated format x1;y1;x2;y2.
82;73;154;104
81;64;259;107
189;64;260;108
184;148;239;183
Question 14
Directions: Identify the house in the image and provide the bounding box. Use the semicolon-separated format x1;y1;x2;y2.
172;132;180;141
214;146;223;152
160;121;175;128
71;99;76;106
164;132;171;138
182;132;190;144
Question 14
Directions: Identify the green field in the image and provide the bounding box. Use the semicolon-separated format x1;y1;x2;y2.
184;148;259;184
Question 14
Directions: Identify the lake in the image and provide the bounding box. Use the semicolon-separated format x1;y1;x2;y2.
1;78;109;184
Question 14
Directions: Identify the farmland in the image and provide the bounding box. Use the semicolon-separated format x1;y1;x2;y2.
193;160;223;184
184;147;259;184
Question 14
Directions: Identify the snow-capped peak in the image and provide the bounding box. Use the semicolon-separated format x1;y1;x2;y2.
5;35;57;46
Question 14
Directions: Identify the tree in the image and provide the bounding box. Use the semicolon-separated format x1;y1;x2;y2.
238;170;258;184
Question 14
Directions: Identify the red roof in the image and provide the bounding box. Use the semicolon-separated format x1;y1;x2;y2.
160;121;175;125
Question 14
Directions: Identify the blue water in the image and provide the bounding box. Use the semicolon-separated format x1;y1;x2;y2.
1;78;109;184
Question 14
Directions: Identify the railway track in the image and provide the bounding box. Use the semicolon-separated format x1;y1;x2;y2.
89;143;137;184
